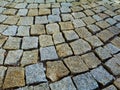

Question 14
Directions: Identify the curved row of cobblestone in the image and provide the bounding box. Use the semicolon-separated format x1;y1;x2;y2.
0;0;120;90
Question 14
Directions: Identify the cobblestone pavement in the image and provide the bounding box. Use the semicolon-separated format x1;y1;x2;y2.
0;0;120;89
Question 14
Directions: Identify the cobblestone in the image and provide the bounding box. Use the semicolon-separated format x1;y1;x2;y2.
0;0;120;89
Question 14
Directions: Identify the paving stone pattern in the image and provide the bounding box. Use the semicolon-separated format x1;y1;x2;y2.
0;0;120;89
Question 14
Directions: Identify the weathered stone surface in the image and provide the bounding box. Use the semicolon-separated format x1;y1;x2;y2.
90;66;114;86
40;46;58;61
114;78;120;89
27;4;38;8
96;21;110;29
5;50;23;65
102;85;117;90
46;23;60;34
31;24;45;35
108;26;120;35
39;3;51;8
71;6;83;12
50;77;76;90
52;8;60;15
85;36;103;47
84;9;95;16
105;18;117;25
39;8;51;15
18;17;33;25
17;9;28;16
17;26;30;36
82;16;96;25
33;83;50;90
3;9;17;15
21;50;38;66
46;61;69;81
53;32;65;44
73;72;98;90
35;16;48;24
3;67;25;89
39;35;53;47
15;3;27;8
92;15;102;21
61;14;74;21
56;43;73;57
59;21;74;30
0;66;7;88
72;12;86;19
81;52;101;69
87;24;101;34
48;15;61;23
113;15;120;21
105;57;120;75
60;6;71;13
75;27;92;38
70;39;91;55
22;37;38;50
0;15;7;23
28;9;38;16
73;19;86;28
0;34;8;48
111;37;120;48
0;49;6;65
64;56;88;74
97;30;114;42
95;47;112;60
2;25;18;36
0;25;8;33
3;37;21;50
25;63;47;84
63;30;79;41
104;43;120;54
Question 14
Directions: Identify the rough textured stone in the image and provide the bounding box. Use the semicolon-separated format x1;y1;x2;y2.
46;61;69;81
84;9;95;16
56;43;73;57
72;12;86;19
28;9;38;16
102;85;117;90
50;77;76;90
87;24;101;34
35;16;48;24
111;37;120;48
0;34;8;48
82;16;96;25
46;23;60;34
21;50;38;67
85;36;103;47
17;9;28;16
73;72;98;90
97;30;114;42
25;63;47;84
64;56;89;74
15;3;27;8
63;30;79;41
70;39;91;55
113;15;120;21
18;17;33;25
39;8;51;15
0;25;8;33
95;47;112;60
114;78;120;89
0;15;7;23
2;25;18;36
48;15;61;23
105;57;120;75
93;15;102;21
0;49;6;65
3;9;17;15
27;4;38;8
61;14;74;21
59;21;74;30
52;8;60;15
31;24;45;35
40;46;58;61
96;21;110;29
33;83;50;90
3;67;25;89
75;27;92;38
39;3;51;8
17;26;30;36
106;18;117;25
90;66;114;86
0;66;7;88
4;50;23;65
104;43;120;54
73;19;86;28
53;32;65;44
22;37;38;50
3;37;21;50
60;6;71;13
39;35;53;47
81;52;101;69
